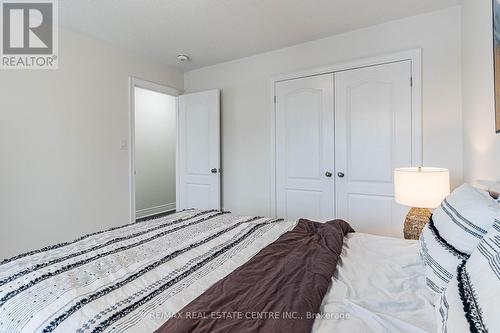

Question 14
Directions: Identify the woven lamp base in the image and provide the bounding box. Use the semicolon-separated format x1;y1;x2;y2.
403;207;431;240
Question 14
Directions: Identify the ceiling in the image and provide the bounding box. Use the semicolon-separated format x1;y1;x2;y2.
59;0;461;71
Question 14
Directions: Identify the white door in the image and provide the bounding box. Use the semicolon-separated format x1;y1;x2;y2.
335;61;412;237
177;90;221;211
275;74;335;221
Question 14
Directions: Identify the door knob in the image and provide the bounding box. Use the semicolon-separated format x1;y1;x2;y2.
337;172;345;178
325;171;332;178
211;168;218;174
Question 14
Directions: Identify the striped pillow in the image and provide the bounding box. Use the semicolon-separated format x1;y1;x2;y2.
436;220;500;333
419;184;499;300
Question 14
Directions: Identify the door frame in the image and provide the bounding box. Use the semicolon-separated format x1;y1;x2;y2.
269;49;423;217
128;77;182;223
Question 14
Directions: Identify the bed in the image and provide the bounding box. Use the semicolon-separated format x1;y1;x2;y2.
0;209;435;333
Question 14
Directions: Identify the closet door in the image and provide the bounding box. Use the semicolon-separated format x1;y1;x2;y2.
275;74;335;221
335;61;412;237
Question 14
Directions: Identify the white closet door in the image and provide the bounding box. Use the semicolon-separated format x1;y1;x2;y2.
275;74;335;221
177;90;221;211
335;61;412;237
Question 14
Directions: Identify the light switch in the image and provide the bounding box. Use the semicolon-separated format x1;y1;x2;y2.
120;139;128;150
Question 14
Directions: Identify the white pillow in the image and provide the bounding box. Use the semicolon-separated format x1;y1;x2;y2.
420;223;468;296
433;184;498;253
419;184;499;299
436;220;500;333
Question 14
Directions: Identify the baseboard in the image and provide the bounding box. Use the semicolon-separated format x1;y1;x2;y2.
136;202;176;219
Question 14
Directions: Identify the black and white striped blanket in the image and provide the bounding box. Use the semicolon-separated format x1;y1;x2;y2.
0;210;295;333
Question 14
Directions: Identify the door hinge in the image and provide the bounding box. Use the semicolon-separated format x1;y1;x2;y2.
274;95;277;104
410;77;413;87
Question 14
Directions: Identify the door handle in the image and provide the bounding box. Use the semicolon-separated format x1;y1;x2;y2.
337;172;345;178
211;168;218;174
325;171;332;178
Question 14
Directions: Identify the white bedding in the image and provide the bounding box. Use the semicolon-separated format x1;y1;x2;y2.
313;233;436;333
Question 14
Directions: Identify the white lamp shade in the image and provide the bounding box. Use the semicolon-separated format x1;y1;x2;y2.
394;167;450;208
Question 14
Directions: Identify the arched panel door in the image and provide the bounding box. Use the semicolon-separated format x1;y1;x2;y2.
275;74;335;221
335;61;413;237
177;90;221;211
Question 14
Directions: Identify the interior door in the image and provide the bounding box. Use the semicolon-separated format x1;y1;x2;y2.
335;61;412;237
275;74;335;221
177;89;221;210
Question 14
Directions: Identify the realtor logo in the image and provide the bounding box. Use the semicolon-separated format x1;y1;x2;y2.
1;0;58;69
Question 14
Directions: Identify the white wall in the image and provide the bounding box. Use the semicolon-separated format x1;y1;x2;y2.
184;7;463;217
134;88;176;217
462;0;500;183
0;28;183;258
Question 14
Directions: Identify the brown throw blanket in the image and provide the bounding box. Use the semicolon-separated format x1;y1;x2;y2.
156;218;354;333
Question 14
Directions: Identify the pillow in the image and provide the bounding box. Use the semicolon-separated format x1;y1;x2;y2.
419;184;499;299
433;184;498;252
436;220;500;333
419;223;468;296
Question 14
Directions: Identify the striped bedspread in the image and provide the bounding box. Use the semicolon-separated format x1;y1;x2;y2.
0;210;295;333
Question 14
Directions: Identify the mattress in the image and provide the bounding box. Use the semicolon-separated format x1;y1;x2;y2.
313;233;436;333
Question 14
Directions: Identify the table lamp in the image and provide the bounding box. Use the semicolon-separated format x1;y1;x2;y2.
394;167;450;239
